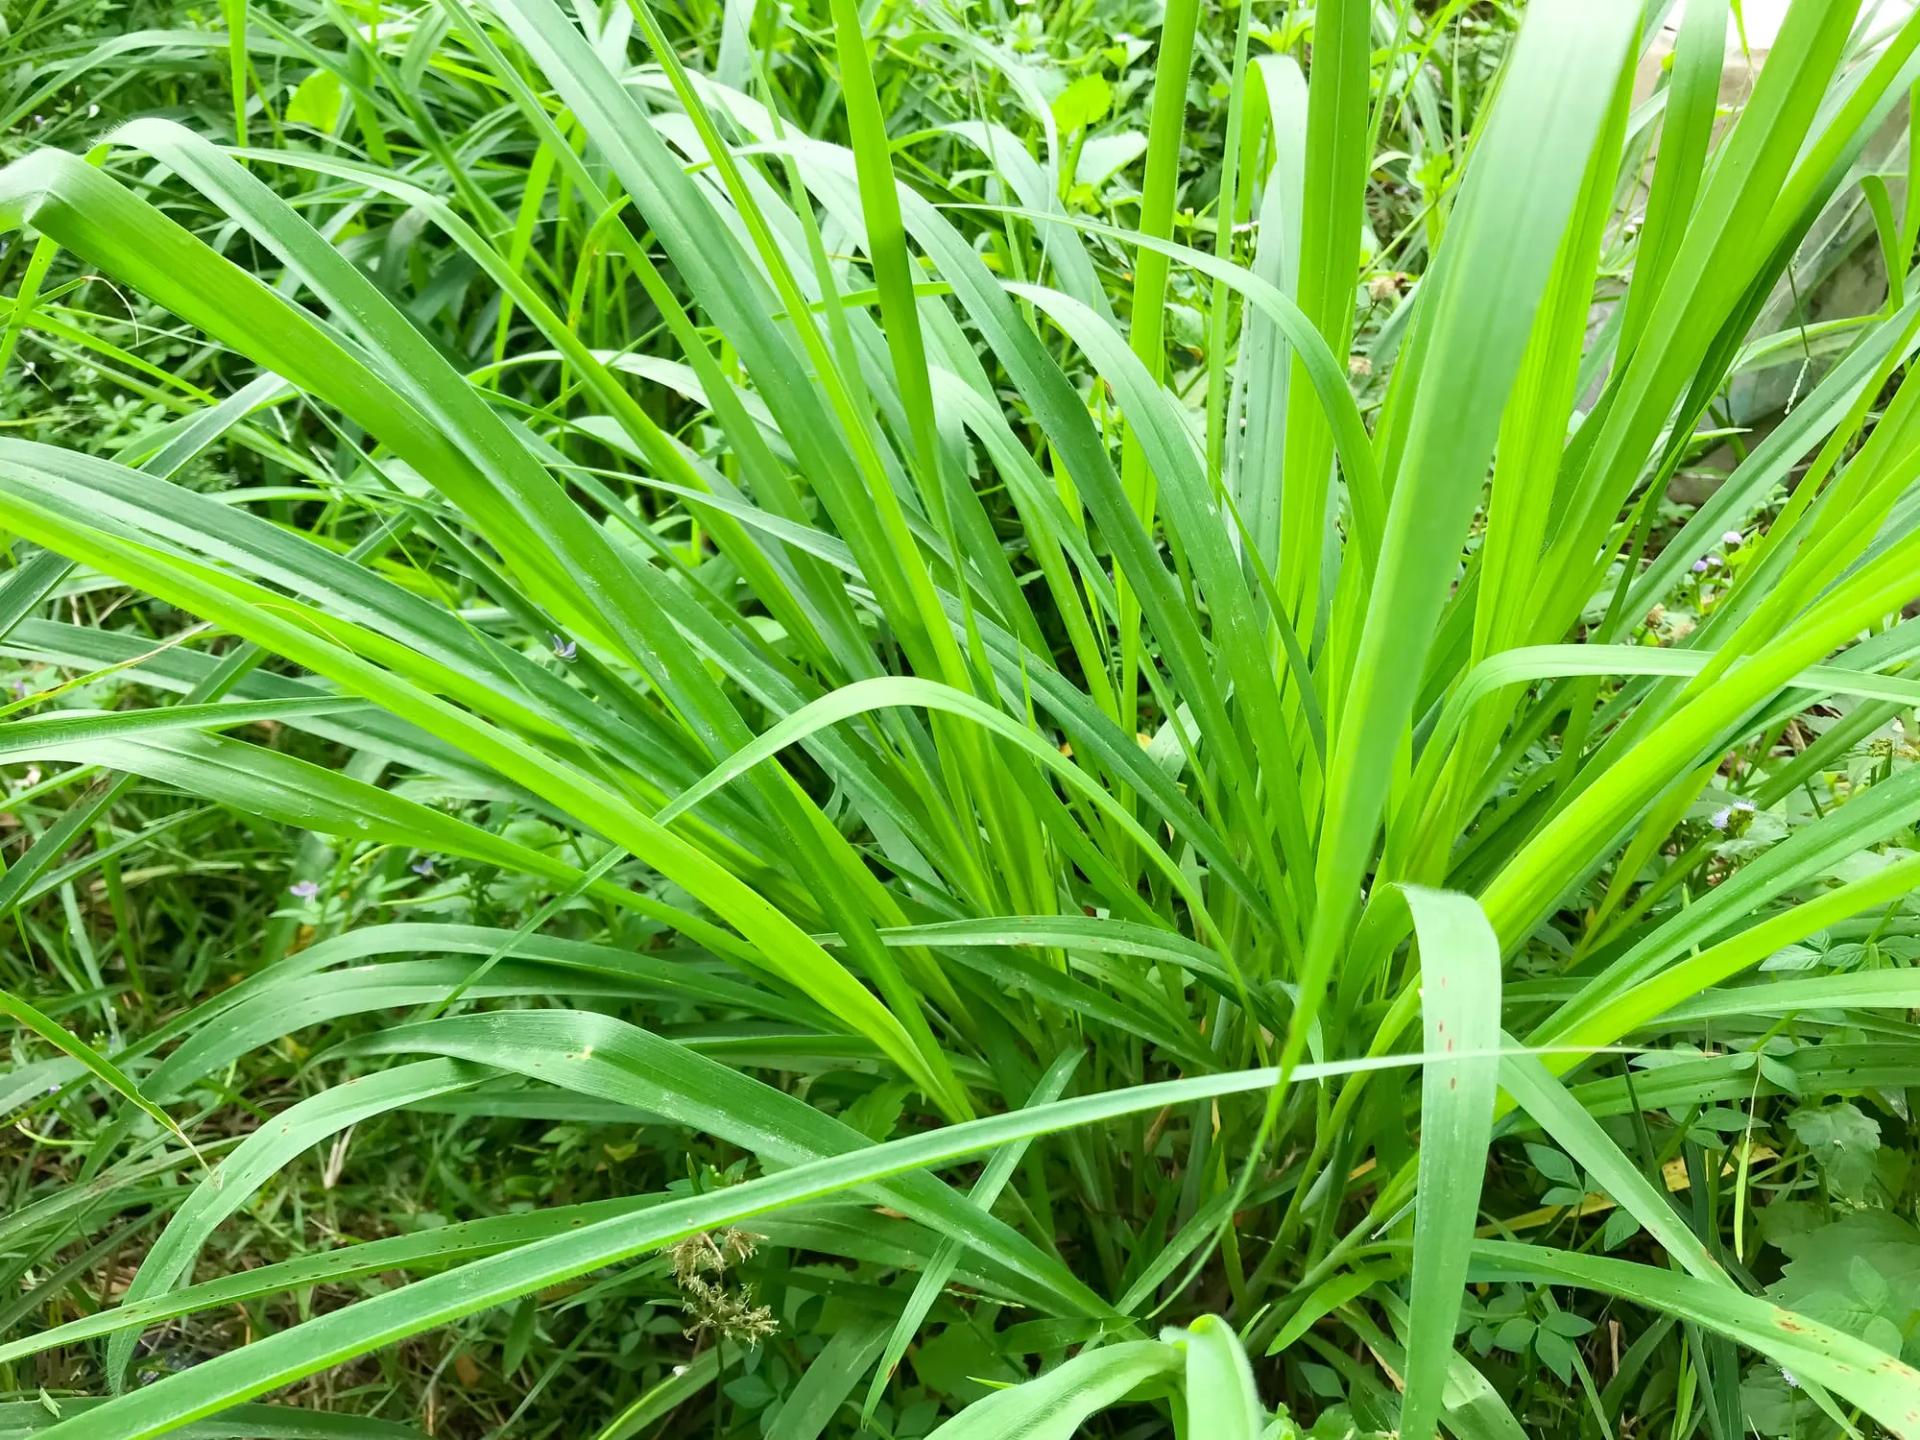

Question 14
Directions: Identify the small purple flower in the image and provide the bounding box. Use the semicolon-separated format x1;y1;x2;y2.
8;678;27;700
549;633;577;662
288;880;320;901
411;856;435;877
1692;558;1709;574
1722;529;1745;547
1710;800;1755;831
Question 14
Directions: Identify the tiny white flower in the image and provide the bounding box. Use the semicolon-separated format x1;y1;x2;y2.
1722;529;1744;547
1709;806;1732;830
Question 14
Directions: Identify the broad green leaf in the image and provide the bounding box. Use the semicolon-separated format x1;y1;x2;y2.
1172;1315;1264;1440
924;1341;1177;1439
1400;887;1501;1440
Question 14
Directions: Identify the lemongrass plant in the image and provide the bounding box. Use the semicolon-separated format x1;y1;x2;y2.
7;0;1920;1435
